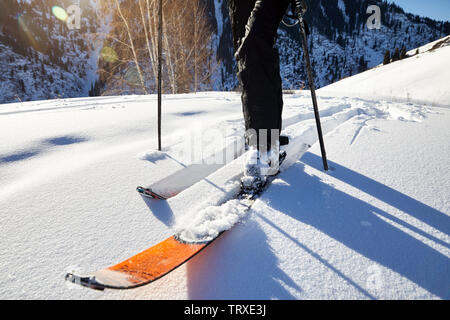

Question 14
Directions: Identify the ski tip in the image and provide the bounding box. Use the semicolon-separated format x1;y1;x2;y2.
65;272;105;291
136;186;167;200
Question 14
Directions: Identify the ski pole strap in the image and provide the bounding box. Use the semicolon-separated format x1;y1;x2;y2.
293;0;307;17
283;0;307;26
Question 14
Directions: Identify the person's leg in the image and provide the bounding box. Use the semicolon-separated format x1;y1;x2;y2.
228;0;257;52
229;0;291;151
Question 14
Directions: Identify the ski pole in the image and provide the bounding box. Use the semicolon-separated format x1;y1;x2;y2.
293;0;329;171
157;0;163;151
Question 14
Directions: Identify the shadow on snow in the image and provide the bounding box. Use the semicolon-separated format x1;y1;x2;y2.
0;135;88;164
184;152;449;299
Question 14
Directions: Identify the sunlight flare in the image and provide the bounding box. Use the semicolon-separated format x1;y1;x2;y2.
52;6;68;21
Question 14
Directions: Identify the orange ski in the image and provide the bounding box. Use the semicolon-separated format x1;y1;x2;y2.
65;234;219;290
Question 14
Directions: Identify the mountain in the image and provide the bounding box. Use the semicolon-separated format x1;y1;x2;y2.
0;0;99;104
208;0;450;90
0;0;448;103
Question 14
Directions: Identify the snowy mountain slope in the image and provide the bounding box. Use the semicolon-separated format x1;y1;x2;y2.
0;41;449;299
320;35;450;107
1;0;448;103
210;0;450;91
0;0;99;103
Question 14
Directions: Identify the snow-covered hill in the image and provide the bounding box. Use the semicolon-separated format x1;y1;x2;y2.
320;35;450;107
0;37;449;299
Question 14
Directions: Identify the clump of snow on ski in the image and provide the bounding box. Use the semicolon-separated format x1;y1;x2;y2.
176;199;252;243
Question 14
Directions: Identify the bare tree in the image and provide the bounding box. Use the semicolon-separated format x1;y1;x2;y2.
93;0;216;95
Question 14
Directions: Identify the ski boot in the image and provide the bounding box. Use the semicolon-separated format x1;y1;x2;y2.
241;146;286;196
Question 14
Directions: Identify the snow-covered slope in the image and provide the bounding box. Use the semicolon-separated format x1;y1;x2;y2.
0;40;449;299
320;35;450;107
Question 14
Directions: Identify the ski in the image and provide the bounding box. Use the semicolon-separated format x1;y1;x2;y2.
65;143;309;290
137;163;223;200
136;186;167;200
65;234;216;290
136;136;290;200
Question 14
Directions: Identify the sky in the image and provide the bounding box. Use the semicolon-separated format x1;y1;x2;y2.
389;0;450;21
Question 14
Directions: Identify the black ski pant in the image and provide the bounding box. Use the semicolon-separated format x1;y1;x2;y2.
228;0;291;150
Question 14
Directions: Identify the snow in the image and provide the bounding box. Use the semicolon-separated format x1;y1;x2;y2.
177;199;249;243
1;38;449;299
138;150;167;162
320;35;450;107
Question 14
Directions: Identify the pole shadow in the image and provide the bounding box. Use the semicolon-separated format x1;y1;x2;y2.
302;152;450;236
0;135;88;165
